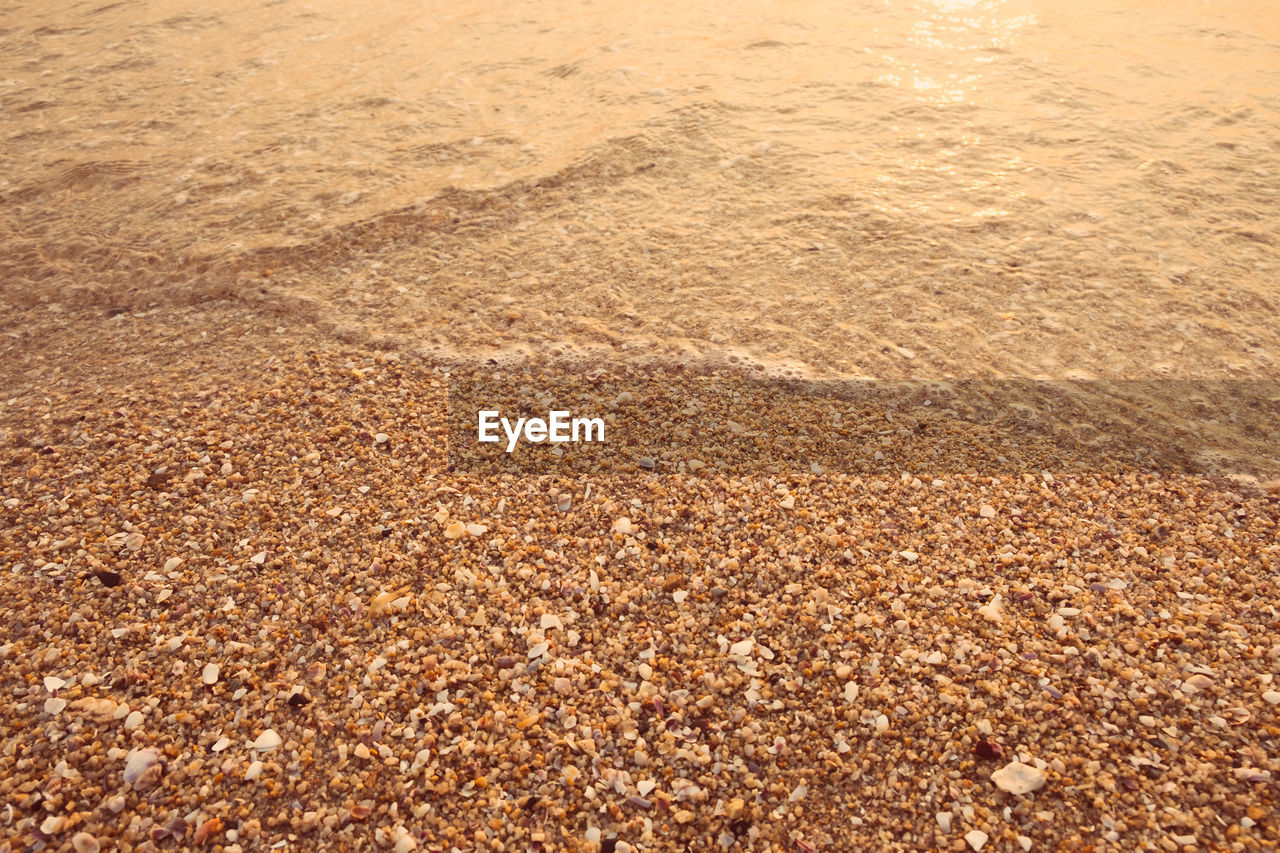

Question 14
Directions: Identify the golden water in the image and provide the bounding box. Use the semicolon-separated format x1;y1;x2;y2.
2;0;1278;379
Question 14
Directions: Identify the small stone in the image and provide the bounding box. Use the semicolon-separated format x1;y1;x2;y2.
40;815;64;835
202;662;220;685
72;832;101;853
936;812;951;833
554;677;572;695
1262;690;1280;705
979;505;997;519
637;780;656;796
253;729;282;751
612;517;633;534
45;697;67;715
978;595;1003;623
44;676;67;691
899;550;919;562
244;760;263;780
443;521;466;539
844;681;859;704
212;737;231;752
726;798;744;820
992;761;1048;794
965;829;989;851
674;809;695;824
375;432;389;444
395;834;417;853
124;710;144;730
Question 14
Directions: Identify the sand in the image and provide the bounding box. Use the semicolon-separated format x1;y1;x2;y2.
1;303;1277;852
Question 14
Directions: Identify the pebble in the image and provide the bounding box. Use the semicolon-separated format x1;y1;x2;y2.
977;594;1003;623
254;729;282;751
71;832;101;853
992;761;1048;794
965;829;989;851
202;662;220;684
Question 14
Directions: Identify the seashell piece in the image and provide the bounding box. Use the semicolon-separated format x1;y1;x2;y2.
992;761;1048;794
254;729;282;751
122;747;161;787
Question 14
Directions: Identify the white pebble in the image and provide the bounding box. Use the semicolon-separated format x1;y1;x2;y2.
978;595;1003;623
244;760;263;780
124;710;144;730
72;832;101;853
992;760;1048;794
965;829;989;851
202;662;220;684
254;729;282;751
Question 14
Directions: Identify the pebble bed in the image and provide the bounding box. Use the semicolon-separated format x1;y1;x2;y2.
1;306;1278;852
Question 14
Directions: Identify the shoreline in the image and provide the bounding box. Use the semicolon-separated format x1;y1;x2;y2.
2;302;1278;852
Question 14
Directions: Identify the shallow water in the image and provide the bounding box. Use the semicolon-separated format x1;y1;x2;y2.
2;0;1278;379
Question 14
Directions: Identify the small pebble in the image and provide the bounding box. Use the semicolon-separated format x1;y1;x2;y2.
71;832;101;853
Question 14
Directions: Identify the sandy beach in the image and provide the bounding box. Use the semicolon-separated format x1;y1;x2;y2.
3;0;1280;850
1;304;1278;852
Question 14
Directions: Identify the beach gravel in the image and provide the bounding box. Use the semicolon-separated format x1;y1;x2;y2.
0;306;1277;851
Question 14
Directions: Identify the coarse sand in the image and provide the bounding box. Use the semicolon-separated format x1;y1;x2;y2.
1;303;1278;853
